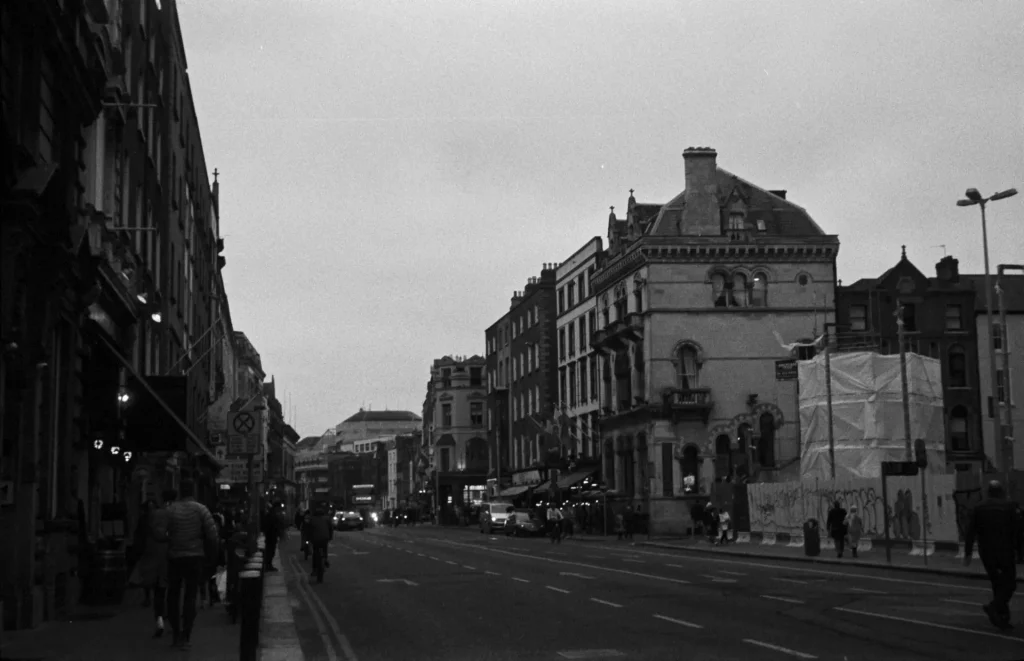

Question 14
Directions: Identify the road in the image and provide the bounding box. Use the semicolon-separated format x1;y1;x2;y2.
280;524;1024;661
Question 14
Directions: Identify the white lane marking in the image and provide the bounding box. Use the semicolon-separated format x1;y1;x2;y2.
445;560;457;565
944;598;979;606
512;577;530;583
621;559;644;564
286;557;340;661
560;572;595;579
772;577;809;585
585;555;606;560
435;539;692;585
719;570;746;576
546;585;571;594
834;606;1024;642
849;587;887;594
428;556;438;561
590;598;623;608
702;574;737;583
548;551;566;556
484;570;501;576
557;651;625;659
665;564;684;569
743;639;818;659
592;545;991;592
762;595;805;604
653;614;703;629
463;565;477;570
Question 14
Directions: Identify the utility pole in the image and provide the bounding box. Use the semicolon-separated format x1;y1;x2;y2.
896;301;913;460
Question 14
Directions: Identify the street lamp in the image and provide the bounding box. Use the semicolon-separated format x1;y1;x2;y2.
956;187;1018;481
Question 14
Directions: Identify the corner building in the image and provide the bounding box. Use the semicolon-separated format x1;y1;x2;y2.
591;147;839;535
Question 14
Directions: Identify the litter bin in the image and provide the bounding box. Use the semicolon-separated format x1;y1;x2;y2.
803;519;821;557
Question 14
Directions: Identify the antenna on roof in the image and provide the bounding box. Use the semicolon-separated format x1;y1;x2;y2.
931;244;947;257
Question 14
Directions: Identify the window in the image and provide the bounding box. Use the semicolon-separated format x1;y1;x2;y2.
662;443;675;497
568;282;576;308
589;354;598;400
996;369;1006;403
731;273;748;307
728;213;744;230
948;344;967;387
558;289;565;313
588;309;597;342
681;445;699;494
614;295;627;321
579;314;587;353
750;273;767;307
758;413;776;467
559;368;567;408
796;338;817;361
993;322;1003;350
440;447;451;472
568;362;577;406
442;404;452;427
568;324;576;357
558;328;566;362
578;273;586;300
950;406;969;451
901;303;917;331
714;434;732;480
945;304;962;331
634;285;643;313
677;345;700;390
469;367;482;386
847;309;864;333
711;272;727;307
579;359;588;402
470;402;483;426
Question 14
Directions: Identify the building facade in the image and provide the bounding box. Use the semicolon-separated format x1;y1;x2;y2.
485;315;512;495
836;253;986;473
966;272;1023;472
556;238;605;462
386;432;421;509
331;408;421;447
591;147;839;534
425;355;488;517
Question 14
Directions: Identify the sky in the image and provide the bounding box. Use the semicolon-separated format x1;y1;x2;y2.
176;0;1024;440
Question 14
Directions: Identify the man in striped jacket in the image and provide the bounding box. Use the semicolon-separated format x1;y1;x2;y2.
164;479;219;650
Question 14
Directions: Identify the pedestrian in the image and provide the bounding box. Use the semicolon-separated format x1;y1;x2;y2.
164;479;219;650
546;503;563;544
717;508;730;545
132;491;174;638
827;501;848;558
964;480;1022;630
303;504;334;578
262;502;285;571
846;505;863;558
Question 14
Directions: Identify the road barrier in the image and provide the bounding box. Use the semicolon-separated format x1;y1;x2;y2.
728;531;960;556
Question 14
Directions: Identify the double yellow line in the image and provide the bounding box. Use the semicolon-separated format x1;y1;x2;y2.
285;553;360;661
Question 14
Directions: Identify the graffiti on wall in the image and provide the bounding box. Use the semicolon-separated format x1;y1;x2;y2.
747;474;959;542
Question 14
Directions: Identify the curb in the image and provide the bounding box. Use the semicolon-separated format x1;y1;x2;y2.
258;572;305;661
634;540;1017;583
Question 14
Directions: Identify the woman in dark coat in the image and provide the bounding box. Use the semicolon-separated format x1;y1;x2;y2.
827;500;848;558
134;490;174;637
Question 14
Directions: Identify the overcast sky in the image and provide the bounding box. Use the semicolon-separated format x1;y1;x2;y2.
177;0;1023;439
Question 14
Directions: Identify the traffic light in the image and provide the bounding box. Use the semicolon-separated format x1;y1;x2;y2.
914;439;928;468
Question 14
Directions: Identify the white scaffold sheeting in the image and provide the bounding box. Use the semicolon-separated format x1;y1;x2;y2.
798;351;946;481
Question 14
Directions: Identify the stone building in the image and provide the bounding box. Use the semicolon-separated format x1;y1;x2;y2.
591;147;839;534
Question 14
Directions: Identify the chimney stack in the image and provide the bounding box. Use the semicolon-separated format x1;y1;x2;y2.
681;147;721;236
936;255;960;283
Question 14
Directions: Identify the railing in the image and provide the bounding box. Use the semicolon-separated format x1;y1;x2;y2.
666;388;712;407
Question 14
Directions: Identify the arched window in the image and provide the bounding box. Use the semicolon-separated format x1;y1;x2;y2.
731;273;748;307
735;423;752;479
751;272;768;307
950;406;969;451
714;434;732;480
948;344;967;387
993;322;1003;351
758;413;776;467
677;345;700;390
681;445;700;494
711;272;728;307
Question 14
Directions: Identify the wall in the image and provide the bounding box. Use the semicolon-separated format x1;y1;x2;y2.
976;312;1024;470
746;474;959;542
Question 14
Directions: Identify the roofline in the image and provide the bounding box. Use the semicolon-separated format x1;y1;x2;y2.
718;166;828;236
555;236;603;278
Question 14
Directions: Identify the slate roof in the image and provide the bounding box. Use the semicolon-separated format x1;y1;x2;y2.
340;409;422;424
647;168;825;237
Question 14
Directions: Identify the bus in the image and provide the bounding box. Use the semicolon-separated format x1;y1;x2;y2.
350;484;377;524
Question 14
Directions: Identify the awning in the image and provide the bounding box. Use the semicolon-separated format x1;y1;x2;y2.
498;485;531;497
94;331;220;466
557;467;599;490
534;481;552;492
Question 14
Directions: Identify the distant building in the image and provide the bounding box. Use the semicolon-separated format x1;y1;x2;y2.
331;408;421;447
964;272;1024;472
837;252;986;473
424;355;488;517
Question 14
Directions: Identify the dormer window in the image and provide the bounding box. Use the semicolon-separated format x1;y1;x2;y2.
728;212;745;230
756;219;766;232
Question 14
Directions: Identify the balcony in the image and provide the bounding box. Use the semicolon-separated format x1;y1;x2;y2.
661;387;714;424
623;312;644;341
591;317;640;354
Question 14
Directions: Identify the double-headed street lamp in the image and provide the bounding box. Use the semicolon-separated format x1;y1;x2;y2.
956;187;1018;480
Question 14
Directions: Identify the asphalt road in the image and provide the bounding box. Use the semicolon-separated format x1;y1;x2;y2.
280;525;1024;661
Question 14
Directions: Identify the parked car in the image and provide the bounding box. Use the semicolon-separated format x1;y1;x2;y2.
334;511;365;531
505;511;544;537
479;502;514;534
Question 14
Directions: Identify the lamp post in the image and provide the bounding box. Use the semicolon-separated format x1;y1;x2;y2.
957;187;1019;481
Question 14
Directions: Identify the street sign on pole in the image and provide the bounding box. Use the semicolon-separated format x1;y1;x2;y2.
227;410;260;454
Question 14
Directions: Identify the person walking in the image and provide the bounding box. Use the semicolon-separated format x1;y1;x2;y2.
827;501;848;558
303;504;335;579
164;479;219;650
846;505;864;559
964;480;1022;630
262;502;286;571
132;490;175;638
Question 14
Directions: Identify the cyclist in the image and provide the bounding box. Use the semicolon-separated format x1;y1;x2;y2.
303;503;334;581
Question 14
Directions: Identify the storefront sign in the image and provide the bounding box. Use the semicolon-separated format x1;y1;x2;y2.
512;469;541;486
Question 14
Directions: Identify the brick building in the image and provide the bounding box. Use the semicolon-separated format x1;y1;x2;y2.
836;252;988;473
590;147;839;534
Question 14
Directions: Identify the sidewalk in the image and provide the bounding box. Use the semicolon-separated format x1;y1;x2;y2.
569;531;1011;582
0;588;239;660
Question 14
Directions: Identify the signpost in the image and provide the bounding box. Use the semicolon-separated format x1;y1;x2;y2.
227;404;265;556
915;439;929;566
881;460;919;565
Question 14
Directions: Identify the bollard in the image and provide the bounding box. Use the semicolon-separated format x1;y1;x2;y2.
238;570;261;661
